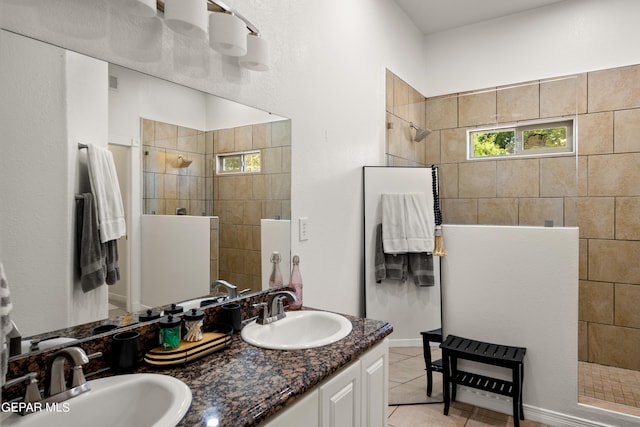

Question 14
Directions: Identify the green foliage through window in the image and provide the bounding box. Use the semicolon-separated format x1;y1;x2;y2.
218;151;261;174
469;119;573;159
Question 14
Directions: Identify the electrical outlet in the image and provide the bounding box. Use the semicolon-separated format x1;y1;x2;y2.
299;217;309;241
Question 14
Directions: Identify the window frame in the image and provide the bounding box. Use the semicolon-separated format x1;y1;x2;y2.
467;117;575;160
216;150;262;174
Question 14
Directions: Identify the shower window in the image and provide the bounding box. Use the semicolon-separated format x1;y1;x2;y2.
217;151;261;174
468;118;574;159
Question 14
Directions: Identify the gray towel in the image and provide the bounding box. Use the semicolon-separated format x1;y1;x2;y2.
409;253;435;287
375;224;408;283
77;193;106;292
104;240;120;286
1;262;13;386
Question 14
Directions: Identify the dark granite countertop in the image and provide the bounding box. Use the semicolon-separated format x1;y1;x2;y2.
137;310;392;427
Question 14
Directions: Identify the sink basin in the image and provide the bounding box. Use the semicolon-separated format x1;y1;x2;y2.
0;374;191;427
20;337;78;354
241;311;352;350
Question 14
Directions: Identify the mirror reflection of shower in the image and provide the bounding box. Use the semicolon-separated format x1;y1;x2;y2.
410;122;432;142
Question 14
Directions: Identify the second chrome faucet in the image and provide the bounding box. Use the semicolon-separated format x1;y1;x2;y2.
255;291;298;325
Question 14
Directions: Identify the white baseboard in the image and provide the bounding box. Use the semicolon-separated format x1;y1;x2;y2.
525;405;611;427
108;292;126;305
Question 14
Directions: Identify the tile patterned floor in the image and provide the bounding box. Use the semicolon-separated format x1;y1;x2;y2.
388;347;640;426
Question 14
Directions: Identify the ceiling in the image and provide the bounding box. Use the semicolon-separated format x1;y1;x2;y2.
393;0;567;35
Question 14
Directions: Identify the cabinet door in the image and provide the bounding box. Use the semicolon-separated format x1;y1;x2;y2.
319;361;361;427
262;389;319;427
360;339;389;427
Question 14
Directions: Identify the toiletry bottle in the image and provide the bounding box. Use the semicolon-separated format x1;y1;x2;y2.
269;251;283;289
288;255;303;310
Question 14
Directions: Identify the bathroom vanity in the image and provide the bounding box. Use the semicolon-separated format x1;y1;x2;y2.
140;313;392;427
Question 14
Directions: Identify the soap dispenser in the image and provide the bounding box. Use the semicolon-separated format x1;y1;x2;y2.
269;251;283;289
287;255;303;310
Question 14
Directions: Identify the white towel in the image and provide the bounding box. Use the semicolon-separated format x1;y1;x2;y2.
86;144;126;243
381;194;408;253
381;192;435;254
1;262;13;387
405;193;434;253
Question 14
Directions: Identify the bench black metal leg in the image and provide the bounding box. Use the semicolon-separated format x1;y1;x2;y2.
519;363;525;420
450;357;458;402
442;351;450;415
426;369;433;396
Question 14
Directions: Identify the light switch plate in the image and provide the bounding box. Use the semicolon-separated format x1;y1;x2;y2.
299;217;309;241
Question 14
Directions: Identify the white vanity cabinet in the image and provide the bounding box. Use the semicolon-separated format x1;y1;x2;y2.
262;339;389;427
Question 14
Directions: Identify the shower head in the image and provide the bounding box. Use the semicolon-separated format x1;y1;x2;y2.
177;155;192;168
410;122;432;142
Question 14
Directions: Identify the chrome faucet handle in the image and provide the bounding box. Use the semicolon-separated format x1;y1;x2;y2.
253;302;270;324
47;347;91;395
212;280;238;299
3;372;42;404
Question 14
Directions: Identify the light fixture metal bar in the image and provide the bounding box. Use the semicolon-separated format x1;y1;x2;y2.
156;0;260;35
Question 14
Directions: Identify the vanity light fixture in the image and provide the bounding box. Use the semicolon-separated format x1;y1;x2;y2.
110;0;270;70
164;0;209;39
239;33;270;71
106;0;157;18
209;11;247;56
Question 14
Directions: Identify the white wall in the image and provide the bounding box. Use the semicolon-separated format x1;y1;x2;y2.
422;0;640;96
0;0;426;319
0;31;109;336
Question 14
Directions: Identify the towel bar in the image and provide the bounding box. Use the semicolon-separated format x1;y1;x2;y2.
78;143;88;150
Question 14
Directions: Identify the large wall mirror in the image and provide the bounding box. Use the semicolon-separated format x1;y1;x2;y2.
0;29;291;354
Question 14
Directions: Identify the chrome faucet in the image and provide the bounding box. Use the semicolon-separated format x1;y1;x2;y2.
45;347;101;405
2;372;42;413
255;291;298;325
211;280;238;299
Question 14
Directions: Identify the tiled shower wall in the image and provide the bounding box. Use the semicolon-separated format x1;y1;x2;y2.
386;67;640;371
142;118;291;294
212;120;291;293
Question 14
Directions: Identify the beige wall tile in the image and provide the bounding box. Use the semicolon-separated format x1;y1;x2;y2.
589;323;640;370
209;259;219;283
616;197;640;240
496;159;539;197
614;108;640;153
588;153;640;196
243;200;262;226
236;225;254;250
408;87;426;128
578;321;588;362
497;81;540;122
205;131;214;154
282;146;292;173
539;156;578;197
438;163;458;199
155;121;177;141
178;125;197;137
143;146;163;174
177;134;198;153
579;280;613;323
579;239;588;280
271;121;291;147
263;147;283;174
518;198;564;226
252;226;261;251
385;69;394;113
578;112;613;155
209;229;219;260
217;176;235;200
235;125;253;151
178;175;190;200
440;128;467;164
269;174;291;200
441;199;477;224
459;89;496;127
215;128;235;153
589;239;640;284
209;217;219;229
264;200;283;219
144;198;158;215
235;175;253;200
588;65;640;113
214;200;243;225
576;155;588;197
252;175;267;199
458;161;496;198
163;174;178;199
564;197;578;227
142;119;155;144
615;284;640;328
252;124;269;149
540;74;587;117
423;131;441;165
393;74;409;121
426;95;458;130
143;172;155;198
577;197;614;239
478;198;518;225
387;113;415;162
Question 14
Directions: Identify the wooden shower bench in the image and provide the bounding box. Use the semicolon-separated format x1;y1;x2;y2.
440;335;527;427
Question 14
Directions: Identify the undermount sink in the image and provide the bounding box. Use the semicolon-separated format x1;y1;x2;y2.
241;310;352;350
0;374;191;427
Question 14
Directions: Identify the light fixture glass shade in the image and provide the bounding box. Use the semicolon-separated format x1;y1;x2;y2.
106;0;156;18
209;12;247;57
164;0;208;39
239;34;269;71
